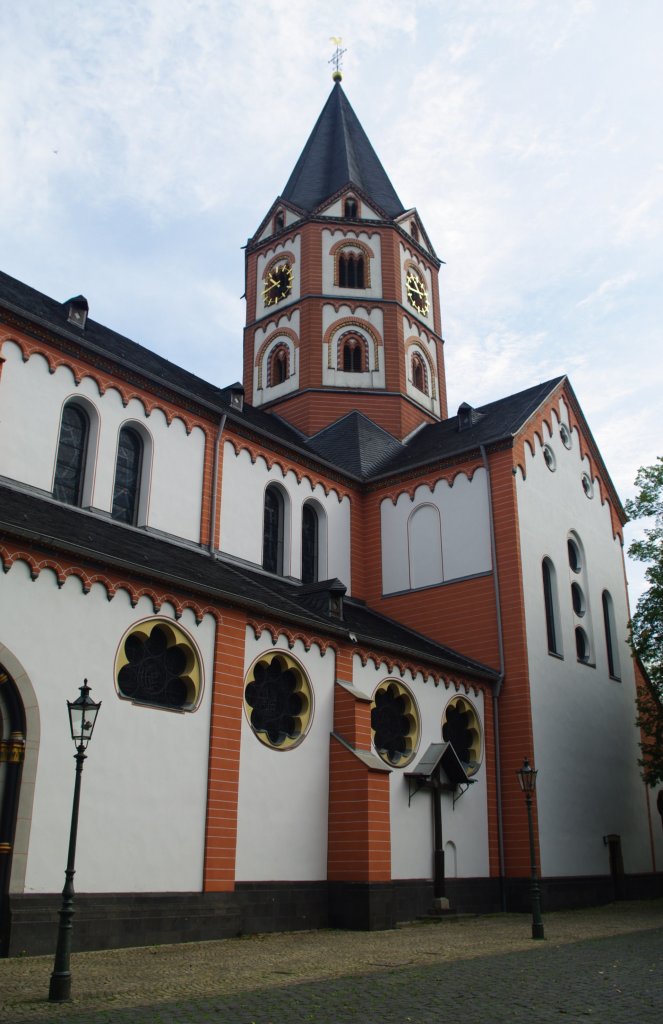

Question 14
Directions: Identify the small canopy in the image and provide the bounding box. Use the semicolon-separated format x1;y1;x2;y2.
405;741;473;789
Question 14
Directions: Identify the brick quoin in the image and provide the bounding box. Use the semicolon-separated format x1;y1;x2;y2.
487;446;540;878
203;607;247;892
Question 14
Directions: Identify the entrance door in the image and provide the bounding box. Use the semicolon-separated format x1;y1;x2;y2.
604;834;625;901
0;666;26;956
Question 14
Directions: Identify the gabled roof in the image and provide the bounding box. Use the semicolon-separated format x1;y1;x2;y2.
281;82;405;219
308;411;404;478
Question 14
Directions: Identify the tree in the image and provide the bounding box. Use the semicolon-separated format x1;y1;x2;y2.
625;456;663;787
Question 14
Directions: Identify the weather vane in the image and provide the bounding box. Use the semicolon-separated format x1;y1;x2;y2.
329;37;347;82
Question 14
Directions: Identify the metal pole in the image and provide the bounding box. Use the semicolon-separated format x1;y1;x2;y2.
432;775;445;900
525;790;545;940
48;746;86;1002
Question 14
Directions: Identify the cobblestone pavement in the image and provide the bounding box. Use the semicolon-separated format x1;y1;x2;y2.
1;901;661;1024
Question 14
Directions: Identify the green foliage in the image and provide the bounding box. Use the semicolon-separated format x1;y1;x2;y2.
625;456;663;786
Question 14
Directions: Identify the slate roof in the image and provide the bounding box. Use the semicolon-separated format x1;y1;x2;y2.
372;379;567;478
0;481;498;683
308;411;405;478
281;82;405;219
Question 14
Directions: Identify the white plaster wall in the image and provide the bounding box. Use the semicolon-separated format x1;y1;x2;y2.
321;229;383;299
0;561;214;893
517;399;653;877
0;342;205;541
321;303;385;390
647;786;663;871
255;236;301;321
381;469;492;594
234;632;335;880
219;443;352;589
352;657;489;880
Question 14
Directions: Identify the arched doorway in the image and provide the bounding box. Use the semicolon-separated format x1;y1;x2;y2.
0;665;26;956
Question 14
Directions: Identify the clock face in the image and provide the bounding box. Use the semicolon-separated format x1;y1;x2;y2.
406;270;429;316
263;262;293;307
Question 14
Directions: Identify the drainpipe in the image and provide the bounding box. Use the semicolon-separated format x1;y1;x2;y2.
208;414;227;556
480;444;507;910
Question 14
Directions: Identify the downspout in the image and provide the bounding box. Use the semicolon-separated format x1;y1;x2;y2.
208;414;227;555
480;444;507;911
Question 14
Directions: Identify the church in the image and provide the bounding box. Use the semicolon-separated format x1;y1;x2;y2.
1;76;660;956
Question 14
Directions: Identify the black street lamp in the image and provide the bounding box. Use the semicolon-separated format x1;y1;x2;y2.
48;681;101;1003
516;757;545;940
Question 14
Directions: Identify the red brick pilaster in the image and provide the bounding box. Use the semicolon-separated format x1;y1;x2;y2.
203;608;247;891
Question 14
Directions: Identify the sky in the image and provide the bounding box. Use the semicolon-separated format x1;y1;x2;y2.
1;0;661;604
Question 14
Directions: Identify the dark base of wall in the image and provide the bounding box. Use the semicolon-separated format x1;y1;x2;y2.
4;872;662;957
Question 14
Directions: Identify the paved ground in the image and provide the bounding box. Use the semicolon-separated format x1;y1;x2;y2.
0;901;661;1024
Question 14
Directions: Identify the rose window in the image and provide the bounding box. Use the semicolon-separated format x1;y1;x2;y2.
371;680;419;767
115;619;201;711
442;696;482;775
244;652;312;750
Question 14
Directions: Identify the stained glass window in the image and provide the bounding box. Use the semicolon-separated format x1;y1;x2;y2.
263;486;284;574
301;504;319;584
244;653;312;749
112;427;143;524
53;403;89;505
115;620;201;710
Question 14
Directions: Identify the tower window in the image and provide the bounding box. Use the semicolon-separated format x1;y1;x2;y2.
268;344;289;386
344;197;358;219
411;352;428;394
338;251;365;288
410;220;419;242
112;426;143;525
341;336;366;372
273;209;285;232
263;485;286;575
301;503;319;584
53;402;89;506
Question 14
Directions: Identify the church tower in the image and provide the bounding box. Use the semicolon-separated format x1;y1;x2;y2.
242;79;448;441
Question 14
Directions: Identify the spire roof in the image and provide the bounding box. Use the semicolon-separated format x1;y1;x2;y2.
281;82;405;218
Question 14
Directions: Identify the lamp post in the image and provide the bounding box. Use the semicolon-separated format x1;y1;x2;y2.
48;681;101;1003
516;757;545;940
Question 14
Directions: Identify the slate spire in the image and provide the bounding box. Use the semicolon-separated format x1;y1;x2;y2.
281;82;405;219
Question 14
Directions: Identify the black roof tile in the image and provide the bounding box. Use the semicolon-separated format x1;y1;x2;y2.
0;481;496;682
308;411;405;478
373;378;566;477
281;83;405;218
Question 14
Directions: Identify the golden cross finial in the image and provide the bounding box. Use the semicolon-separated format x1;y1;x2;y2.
329;37;347;82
